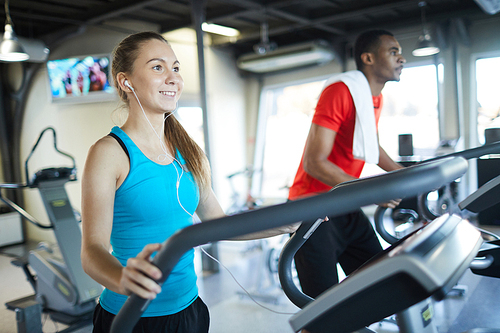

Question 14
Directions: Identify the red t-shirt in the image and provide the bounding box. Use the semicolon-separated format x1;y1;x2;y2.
288;82;383;200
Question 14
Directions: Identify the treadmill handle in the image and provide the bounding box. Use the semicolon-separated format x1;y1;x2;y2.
423;140;500;163
470;255;494;270
373;206;400;245
278;219;321;308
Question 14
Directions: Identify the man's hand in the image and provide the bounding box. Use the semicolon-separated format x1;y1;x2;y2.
378;199;402;209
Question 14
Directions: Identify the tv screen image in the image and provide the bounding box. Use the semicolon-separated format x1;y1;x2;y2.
46;55;116;104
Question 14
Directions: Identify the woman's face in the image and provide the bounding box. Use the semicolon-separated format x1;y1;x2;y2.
128;39;184;113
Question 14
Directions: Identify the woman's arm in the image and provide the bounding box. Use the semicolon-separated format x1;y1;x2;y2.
81;136;162;300
195;186;299;240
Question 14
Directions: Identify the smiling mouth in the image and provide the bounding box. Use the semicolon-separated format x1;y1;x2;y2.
160;91;175;96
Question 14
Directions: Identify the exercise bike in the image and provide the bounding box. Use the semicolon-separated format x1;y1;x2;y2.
1;127;102;333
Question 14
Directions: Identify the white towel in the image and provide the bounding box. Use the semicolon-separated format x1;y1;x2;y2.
321;70;379;164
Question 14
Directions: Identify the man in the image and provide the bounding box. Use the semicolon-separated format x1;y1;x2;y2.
288;29;406;299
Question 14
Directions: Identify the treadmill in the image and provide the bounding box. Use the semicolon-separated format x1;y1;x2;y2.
285;213;481;332
108;157;474;333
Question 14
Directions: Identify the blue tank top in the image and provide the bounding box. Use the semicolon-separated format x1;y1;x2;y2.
99;126;200;316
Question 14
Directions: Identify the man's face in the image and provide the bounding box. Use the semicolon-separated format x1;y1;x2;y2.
371;35;406;83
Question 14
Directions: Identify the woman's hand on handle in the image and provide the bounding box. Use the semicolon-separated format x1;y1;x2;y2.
120;243;163;300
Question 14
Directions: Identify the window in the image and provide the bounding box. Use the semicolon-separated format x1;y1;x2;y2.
252;79;326;201
253;64;440;200
363;64;440;176
379;65;440;157
176;106;205;151
476;56;500;144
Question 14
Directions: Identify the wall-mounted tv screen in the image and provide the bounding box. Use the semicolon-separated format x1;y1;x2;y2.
46;54;116;104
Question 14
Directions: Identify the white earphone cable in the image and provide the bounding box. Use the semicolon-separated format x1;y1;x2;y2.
130;86;294;316
199;246;296;315
130;88;196;218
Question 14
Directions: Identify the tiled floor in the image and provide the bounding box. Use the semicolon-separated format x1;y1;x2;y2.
0;238;300;333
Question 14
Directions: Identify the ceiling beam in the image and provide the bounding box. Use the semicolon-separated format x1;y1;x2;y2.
215;0;446;45
266;8;345;35
85;0;170;25
40;0;184;47
210;0;345;37
310;0;419;26
210;0;427;45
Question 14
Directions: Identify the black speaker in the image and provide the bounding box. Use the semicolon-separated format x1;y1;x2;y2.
398;134;413;157
477;157;500;225
485;128;500;144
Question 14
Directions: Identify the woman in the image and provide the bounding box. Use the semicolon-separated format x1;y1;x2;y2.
81;31;296;333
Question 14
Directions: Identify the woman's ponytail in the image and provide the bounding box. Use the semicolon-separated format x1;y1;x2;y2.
164;114;211;193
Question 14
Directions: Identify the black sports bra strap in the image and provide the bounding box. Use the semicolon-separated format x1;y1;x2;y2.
108;133;130;160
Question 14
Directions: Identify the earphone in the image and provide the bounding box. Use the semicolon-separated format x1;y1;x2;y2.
124;79;134;91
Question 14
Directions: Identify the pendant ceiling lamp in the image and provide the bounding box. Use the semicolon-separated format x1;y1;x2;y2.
0;0;29;62
412;1;440;57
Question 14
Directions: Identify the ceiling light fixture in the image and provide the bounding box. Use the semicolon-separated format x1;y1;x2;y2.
473;0;500;15
201;23;240;37
0;0;29;62
412;1;440;57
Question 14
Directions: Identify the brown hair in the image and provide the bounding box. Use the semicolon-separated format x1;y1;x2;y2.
112;31;211;192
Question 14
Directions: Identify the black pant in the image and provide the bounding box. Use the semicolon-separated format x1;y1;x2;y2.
92;296;210;333
294;209;383;299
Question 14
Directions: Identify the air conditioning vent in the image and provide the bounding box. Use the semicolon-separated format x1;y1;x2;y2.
237;40;335;73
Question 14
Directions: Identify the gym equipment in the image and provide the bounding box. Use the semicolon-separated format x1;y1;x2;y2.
418;140;500;222
376;140;500;244
283;213;481;333
279;144;499;333
390;141;500;227
372;147;500;333
1;127;102;333
422;140;500;163
108;156;468;333
458;176;500;279
278;161;479;333
475;156;500;225
225;167;284;304
450;172;500;333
